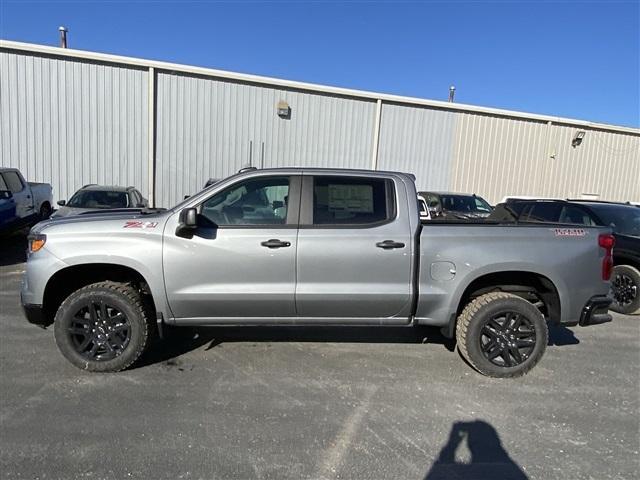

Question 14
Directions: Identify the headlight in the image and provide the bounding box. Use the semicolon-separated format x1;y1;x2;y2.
28;234;47;253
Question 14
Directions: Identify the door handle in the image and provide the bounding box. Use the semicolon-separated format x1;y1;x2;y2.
261;239;291;249
376;240;405;249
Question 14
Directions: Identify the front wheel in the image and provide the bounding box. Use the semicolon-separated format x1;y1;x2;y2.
456;292;548;378
610;265;640;315
53;281;152;372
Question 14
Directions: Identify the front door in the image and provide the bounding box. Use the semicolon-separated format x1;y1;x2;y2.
295;174;414;322
163;175;301;321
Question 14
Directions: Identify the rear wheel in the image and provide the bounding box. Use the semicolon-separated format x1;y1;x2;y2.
39;202;52;220
456;292;548;378
54;281;152;372
610;265;640;315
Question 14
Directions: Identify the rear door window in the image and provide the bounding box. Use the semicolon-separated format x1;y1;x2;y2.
311;176;393;226
0;175;8;191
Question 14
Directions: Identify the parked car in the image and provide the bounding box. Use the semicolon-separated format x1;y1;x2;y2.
489;199;640;315
0;168;53;233
419;191;493;219
52;185;148;218
22;168;613;378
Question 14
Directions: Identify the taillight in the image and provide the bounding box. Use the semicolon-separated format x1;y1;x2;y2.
598;234;615;281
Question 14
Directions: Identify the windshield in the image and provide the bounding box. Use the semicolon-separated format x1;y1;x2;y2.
67;190;129;209
439;194;492;213
589;204;640;237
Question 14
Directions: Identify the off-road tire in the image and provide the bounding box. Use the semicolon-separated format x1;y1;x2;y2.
456;292;548;378
39;202;52;220
610;265;640;315
54;281;152;372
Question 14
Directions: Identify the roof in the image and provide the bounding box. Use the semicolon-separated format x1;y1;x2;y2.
1;39;638;136
80;185;133;192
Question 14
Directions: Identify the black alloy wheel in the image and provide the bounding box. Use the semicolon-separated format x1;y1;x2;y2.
612;273;637;309
479;312;536;367
68;300;131;361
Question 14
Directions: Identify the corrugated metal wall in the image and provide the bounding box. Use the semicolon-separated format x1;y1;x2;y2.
1;46;638;208
0;50;149;202
377;103;456;191
156;72;376;206
450;113;640;204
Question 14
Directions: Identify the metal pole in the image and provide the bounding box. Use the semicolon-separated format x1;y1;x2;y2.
58;26;68;48
371;99;383;170
147;67;156;207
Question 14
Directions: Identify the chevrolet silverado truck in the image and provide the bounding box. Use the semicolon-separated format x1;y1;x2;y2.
0;168;53;233
21;168;614;377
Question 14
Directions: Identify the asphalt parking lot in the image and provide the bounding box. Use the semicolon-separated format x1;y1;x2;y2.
0;235;638;480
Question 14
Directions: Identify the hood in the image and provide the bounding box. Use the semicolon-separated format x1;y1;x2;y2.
32;209;169;234
443;210;491;220
51;206;97;218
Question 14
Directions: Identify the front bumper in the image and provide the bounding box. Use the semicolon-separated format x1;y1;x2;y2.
21;297;49;328
579;295;613;326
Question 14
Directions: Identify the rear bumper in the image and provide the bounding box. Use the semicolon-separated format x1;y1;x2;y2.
579;295;613;327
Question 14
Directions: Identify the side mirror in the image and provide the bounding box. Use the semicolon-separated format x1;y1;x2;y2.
0;190;12;200
57;200;66;206
176;207;198;238
272;200;283;209
136;203;146;208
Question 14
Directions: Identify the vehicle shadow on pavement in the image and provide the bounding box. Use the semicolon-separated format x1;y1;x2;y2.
0;233;27;267
138;322;579;369
135;325;456;369
547;324;580;346
424;419;528;480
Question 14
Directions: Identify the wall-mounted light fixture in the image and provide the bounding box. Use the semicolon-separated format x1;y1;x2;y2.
277;100;291;119
572;130;586;148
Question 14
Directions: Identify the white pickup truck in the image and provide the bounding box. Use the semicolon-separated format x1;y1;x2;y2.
0;168;53;233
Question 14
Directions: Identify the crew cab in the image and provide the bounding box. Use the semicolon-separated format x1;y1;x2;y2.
0;168;53;232
21;168;614;377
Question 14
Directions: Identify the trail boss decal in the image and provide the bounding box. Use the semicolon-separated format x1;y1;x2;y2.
554;228;586;237
123;221;158;229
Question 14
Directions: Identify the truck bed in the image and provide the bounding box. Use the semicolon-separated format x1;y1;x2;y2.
414;222;611;327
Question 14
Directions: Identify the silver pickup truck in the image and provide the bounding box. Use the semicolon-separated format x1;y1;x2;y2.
21;168;614;377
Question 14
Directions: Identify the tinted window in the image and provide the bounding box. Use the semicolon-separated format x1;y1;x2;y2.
0;175;7;191
312;176;392;225
440;194;491;213
68;190;130;208
2;172;24;193
201;176;289;226
558;205;595;225
589;204;640;236
522;203;563;222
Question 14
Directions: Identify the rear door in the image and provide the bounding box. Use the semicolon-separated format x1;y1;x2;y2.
294;173;413;322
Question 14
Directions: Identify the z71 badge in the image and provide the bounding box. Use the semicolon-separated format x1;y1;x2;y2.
554;228;586;237
123;221;158;229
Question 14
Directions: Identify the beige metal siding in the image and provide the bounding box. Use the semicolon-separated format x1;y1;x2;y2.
0;50;149;202
155;72;376;206
450;113;640;204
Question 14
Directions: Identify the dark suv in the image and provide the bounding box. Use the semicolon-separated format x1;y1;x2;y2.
489;200;640;315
